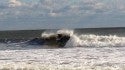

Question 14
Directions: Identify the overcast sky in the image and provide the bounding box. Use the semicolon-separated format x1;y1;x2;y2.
0;0;125;30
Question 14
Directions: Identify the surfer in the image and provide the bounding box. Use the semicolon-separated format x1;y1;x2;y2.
56;34;70;47
27;33;70;47
27;34;70;47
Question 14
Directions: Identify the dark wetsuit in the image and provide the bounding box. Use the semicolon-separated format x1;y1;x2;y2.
57;34;70;47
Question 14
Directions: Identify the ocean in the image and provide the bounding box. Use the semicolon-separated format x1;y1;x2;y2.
0;27;125;70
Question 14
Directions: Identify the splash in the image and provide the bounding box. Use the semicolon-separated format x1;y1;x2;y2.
41;29;74;37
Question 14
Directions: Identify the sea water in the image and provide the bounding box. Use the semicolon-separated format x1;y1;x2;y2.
0;29;125;70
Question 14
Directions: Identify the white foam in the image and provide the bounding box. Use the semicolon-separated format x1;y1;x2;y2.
65;34;125;47
57;29;74;36
0;47;125;70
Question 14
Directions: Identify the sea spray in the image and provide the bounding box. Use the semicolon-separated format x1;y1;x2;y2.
41;29;74;37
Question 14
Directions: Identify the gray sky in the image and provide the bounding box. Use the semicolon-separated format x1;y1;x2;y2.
0;0;125;30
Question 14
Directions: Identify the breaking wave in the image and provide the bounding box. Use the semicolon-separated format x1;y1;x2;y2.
1;29;125;48
65;34;125;47
41;29;125;47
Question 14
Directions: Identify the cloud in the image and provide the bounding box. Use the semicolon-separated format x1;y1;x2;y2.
9;0;22;7
0;0;125;17
36;0;110;17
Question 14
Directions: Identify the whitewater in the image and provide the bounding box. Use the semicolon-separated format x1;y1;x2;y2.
0;29;125;70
